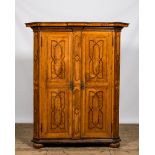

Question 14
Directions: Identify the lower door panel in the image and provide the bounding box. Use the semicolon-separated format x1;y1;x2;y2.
81;87;112;138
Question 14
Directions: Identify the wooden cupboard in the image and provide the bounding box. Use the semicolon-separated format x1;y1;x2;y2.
26;22;128;148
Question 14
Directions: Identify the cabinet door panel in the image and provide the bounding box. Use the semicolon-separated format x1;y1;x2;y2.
42;88;72;138
81;32;112;138
40;32;72;138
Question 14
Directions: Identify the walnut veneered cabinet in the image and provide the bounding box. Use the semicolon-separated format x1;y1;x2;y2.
26;22;128;148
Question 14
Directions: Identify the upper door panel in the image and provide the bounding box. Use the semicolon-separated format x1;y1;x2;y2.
83;32;112;85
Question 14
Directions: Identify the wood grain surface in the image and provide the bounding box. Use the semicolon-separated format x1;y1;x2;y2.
26;22;128;147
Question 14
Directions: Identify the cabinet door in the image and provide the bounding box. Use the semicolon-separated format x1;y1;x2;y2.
40;32;72;138
81;32;112;138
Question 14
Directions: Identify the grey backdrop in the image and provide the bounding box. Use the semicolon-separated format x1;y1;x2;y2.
15;0;139;123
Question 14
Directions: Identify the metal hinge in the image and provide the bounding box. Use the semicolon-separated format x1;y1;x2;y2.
112;36;114;46
41;37;42;47
41;123;42;132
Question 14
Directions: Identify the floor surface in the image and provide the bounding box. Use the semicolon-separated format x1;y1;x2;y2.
15;124;139;155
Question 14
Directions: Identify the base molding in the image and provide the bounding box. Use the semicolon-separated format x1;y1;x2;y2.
32;137;121;148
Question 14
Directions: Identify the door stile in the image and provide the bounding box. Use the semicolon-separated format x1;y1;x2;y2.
72;31;82;139
81;31;86;138
39;32;47;138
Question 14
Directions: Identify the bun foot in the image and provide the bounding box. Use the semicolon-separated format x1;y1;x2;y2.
109;142;120;148
33;143;44;149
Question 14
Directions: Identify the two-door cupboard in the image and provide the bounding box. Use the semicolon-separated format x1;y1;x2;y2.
26;22;128;148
